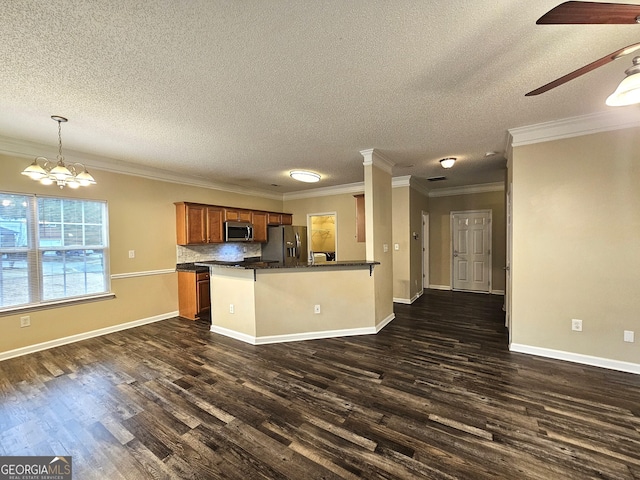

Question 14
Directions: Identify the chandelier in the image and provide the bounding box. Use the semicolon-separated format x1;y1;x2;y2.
21;116;96;189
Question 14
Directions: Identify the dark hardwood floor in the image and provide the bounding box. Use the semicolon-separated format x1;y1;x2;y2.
1;289;639;479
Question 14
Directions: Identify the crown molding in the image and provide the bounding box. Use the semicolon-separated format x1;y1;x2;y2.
508;109;640;147
391;175;430;197
0;135;283;201
428;182;504;198
391;175;411;188
360;148;395;174
283;181;365;200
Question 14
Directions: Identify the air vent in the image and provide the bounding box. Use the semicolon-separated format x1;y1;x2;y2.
427;176;446;182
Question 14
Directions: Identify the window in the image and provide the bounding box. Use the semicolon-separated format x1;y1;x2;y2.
0;192;109;311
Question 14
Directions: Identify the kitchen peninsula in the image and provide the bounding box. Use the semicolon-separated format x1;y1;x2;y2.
196;260;382;344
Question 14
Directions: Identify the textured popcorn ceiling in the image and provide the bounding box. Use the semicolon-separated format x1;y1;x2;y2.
2;1;640;193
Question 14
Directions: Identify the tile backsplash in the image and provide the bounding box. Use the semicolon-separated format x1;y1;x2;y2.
176;243;262;264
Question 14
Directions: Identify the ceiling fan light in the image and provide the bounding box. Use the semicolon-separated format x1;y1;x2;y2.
290;170;321;183
440;158;456;169
606;73;640;106
606;56;640;106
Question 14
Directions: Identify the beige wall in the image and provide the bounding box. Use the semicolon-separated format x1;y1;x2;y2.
511;127;640;365
392;187;410;300
364;154;394;325
392;184;429;302
410;186;429;298
0;153;282;355
284;193;366;261
429;190;506;291
254;268;375;336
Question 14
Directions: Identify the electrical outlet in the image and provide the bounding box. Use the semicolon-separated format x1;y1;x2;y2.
229;304;234;314
383;244;389;253
314;304;321;314
128;250;135;259
624;330;635;343
571;319;583;332
20;315;30;328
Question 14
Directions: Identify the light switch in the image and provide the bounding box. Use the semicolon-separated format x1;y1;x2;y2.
383;244;389;253
394;243;399;251
128;250;135;259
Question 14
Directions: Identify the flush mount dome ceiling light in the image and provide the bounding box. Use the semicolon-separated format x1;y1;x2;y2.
21;115;96;189
439;157;456;169
290;170;321;183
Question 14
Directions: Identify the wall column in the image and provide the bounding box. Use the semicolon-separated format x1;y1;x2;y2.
360;148;394;328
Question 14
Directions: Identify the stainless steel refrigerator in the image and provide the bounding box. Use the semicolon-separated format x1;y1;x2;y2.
262;225;308;266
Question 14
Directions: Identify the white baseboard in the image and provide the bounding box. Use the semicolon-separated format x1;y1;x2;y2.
376;313;395;333
0;311;178;362
428;284;451;291
211;316;396;345
510;343;640;375
393;289;423;304
491;290;505;295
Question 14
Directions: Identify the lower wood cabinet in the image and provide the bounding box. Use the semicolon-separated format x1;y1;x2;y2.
178;270;210;320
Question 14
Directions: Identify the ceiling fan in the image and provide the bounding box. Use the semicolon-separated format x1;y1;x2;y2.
526;1;640;105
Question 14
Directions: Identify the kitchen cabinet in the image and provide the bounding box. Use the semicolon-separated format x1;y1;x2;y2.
252;211;268;243
178;270;210;320
224;208;252;222
175;202;224;245
176;202;293;244
267;212;292;225
280;214;293;225
267;213;281;225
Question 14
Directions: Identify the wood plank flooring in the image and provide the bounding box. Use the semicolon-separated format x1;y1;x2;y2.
1;289;639;479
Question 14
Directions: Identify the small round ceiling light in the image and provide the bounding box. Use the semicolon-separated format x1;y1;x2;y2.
440;157;456;169
290;170;321;183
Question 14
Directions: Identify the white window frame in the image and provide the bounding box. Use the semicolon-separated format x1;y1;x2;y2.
0;192;112;313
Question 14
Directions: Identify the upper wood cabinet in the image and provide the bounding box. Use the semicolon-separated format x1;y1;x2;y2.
267;213;282;225
224;208;252;222
252;211;268;243
176;202;293;244
280;214;293;225
175;202;224;245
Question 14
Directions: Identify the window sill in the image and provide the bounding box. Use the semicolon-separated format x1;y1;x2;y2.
0;293;116;316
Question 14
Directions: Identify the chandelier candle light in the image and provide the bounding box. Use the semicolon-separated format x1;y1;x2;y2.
21;116;96;189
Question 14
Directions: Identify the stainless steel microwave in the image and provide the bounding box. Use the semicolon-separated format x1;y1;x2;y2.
225;221;253;242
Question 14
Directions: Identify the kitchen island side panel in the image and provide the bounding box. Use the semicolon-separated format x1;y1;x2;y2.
253;268;376;337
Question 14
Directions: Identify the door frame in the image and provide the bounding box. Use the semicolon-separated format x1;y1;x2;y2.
505;184;512;335
422;211;429;289
450;209;492;293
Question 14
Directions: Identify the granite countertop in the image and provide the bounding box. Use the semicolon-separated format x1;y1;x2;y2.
195;259;379;270
175;263;210;273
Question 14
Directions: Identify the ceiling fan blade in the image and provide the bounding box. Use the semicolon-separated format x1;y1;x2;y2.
537;1;640;24
526;42;640;96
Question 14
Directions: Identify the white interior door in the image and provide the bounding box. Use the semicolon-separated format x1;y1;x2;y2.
451;210;491;292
